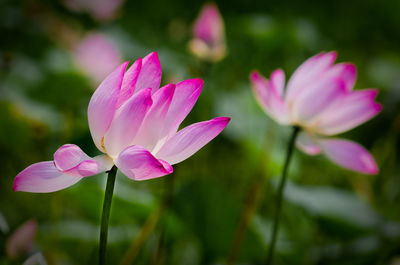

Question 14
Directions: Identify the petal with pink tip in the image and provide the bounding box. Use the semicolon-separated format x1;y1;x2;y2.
270;69;285;96
134;52;161;94
116;58;142;108
6;220;36;258
53;144;103;177
54;144;91;171
13;162;82;193
312;89;382;135
325;63;357;91
286;51;337;102
296;132;321;155
156;117;230;165
162;79;203;136
318;138;378;174
250;71;289;124
88;62;128;151
292;77;347;123
104;88;153;157
133;84;175;151
115;145;173;181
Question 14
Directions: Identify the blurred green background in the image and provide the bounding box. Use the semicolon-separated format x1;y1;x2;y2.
1;0;400;264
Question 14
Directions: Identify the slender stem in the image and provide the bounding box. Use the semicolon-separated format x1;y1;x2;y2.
99;165;118;265
265;126;300;265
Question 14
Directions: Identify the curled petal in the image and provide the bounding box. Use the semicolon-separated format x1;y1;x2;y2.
286;51;337;102
13;162;82;193
115;145;173;181
104;88;153;157
133;84;175;151
312;89;382;135
117;58;142;108
318;138;378;174
53;144;103;177
296;132;321;155
156;117;230;165
54;144;91;171
88;62;128;151
134;52;161;94
250;71;289;124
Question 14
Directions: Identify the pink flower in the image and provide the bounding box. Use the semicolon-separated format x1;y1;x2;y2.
74;33;122;85
6;220;37;259
14;52;230;193
188;3;227;62
250;51;382;174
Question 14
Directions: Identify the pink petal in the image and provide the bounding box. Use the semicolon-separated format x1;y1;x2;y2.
6;220;36;259
296;132;321;155
156;117;230;165
162;78;203;137
104;88;153;157
116;58;143;109
134;52;162;95
53;144;103;177
318;138;378;174
270;69;285;96
115;145;173;181
286;51;337;102
88;62;129;151
193;3;225;45
133;84;175;151
292;77;347;123
13;162;82;193
54;144;91;171
250;71;289;124
325;63;357;91
312;89;382;135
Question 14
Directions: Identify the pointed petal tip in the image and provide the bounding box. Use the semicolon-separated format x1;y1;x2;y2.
214;116;231;124
250;70;261;81
144;52;160;62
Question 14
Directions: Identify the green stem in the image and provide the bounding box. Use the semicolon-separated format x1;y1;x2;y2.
265;126;300;265
99;165;118;265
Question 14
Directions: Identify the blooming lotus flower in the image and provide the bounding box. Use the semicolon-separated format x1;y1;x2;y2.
188;3;227;62
250;51;381;174
14;52;230;193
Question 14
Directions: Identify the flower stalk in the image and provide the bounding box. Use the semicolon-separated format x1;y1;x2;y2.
99;165;118;265
265;126;300;265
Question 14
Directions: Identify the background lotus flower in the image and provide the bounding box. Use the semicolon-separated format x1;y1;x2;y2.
63;0;124;21
6;220;37;259
73;33;122;85
188;3;227;62
14;52;230;193
250;51;382;174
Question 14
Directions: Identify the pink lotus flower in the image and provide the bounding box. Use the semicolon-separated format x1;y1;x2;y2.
14;52;230;193
188;3;227;62
74;33;122;85
250;51;382;174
